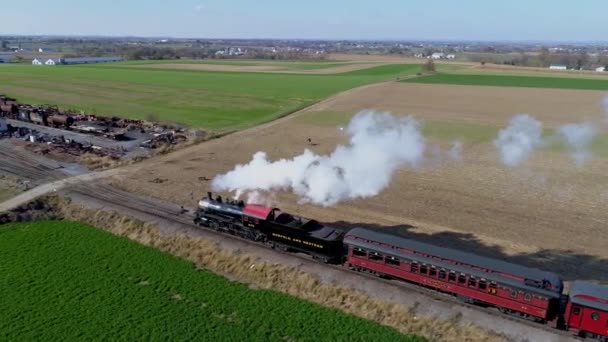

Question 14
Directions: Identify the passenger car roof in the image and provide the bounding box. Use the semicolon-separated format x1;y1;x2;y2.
570;281;608;312
344;228;563;296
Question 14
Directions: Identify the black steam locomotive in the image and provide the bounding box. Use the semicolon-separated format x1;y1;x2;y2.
193;192;345;263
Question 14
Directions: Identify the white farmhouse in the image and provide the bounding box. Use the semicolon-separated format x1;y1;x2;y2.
32;58;43;65
45;58;61;65
549;64;567;70
431;52;445;59
446;54;456;59
596;66;606;72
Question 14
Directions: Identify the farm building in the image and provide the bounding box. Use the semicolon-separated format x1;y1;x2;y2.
431;52;445;59
549;64;568;70
0;55;15;63
596;66;606;72
62;56;123;64
0;117;7;132
45;58;62;65
31;56;123;66
446;54;456;59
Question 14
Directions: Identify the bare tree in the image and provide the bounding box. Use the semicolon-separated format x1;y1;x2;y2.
422;59;436;72
538;47;551;67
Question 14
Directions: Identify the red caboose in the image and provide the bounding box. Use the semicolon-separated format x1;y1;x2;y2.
564;281;608;340
343;228;563;322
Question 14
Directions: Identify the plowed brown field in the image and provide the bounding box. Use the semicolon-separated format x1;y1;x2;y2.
112;81;608;282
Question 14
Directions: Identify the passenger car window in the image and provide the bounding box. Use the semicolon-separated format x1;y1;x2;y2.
352;248;366;257
524;293;531;302
468;277;476;287
573;307;580;315
591;312;599;321
420;265;428;274
385;256;400;266
368;252;383;261
510;290;518;298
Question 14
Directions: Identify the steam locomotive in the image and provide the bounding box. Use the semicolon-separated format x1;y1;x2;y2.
194;192;344;263
194;192;608;340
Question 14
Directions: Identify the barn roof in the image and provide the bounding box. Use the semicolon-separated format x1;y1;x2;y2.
243;204;275;220
63;56;123;63
570;281;608;312
344;228;563;297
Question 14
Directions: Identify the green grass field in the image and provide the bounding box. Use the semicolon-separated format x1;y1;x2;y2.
402;73;608;90
0;63;420;129
0;221;422;341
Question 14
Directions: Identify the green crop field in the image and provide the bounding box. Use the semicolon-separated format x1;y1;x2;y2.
0;63;420;129
402;73;608;90
0;221;422;341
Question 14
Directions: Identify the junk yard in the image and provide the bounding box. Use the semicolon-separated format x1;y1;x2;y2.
1;94;195;168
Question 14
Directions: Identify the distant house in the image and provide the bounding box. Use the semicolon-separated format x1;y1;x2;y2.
32;58;43;65
431;52;445;59
45;58;62;65
549;64;567;70
595;66;606;72
446;54;456;59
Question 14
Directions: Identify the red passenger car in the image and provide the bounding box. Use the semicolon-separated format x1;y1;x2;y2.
564;281;608;341
343;228;563;321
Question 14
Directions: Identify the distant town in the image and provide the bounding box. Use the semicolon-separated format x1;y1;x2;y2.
1;36;607;72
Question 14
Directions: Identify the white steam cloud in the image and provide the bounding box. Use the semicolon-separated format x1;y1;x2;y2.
494;114;543;167
212;110;426;206
557;122;597;167
448;140;463;161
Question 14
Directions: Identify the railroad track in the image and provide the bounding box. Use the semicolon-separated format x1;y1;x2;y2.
0;146;65;181
67;182;577;342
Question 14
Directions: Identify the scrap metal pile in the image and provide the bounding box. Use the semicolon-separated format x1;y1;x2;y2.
0;94;189;146
0;95;193;157
2;125;126;160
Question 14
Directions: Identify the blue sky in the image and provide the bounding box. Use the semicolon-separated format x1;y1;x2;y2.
3;0;606;41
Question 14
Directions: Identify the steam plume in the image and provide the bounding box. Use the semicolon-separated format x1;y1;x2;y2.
212;110;426;206
448;140;463;161
557;122;597;167
494;114;543;167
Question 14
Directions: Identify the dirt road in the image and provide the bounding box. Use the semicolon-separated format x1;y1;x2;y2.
0;168;122;213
